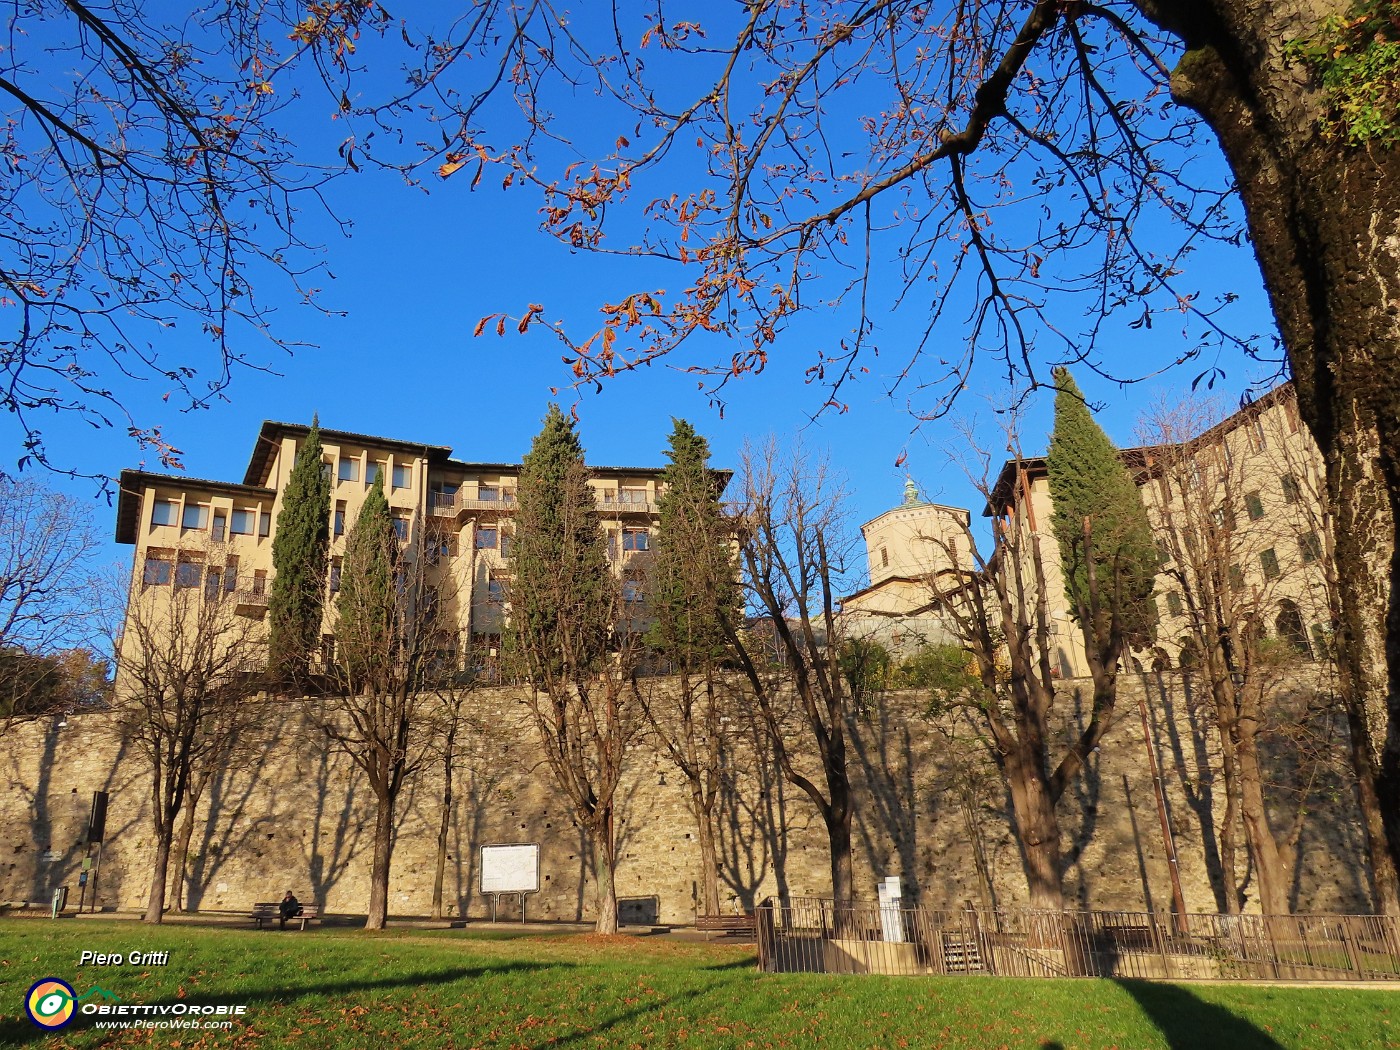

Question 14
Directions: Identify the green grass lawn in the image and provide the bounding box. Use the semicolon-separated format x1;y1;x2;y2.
0;920;1395;1049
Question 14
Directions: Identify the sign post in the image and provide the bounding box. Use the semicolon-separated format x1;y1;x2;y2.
480;843;540;923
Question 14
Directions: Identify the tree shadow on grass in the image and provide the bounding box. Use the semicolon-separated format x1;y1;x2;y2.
0;960;563;1047
703;956;758;971
1113;980;1285;1050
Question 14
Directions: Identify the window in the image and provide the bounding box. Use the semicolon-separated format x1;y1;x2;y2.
259;512;271;537
478;484;499;501
596;488;617;504
622;575;644;604
880;547;889;568
1165;592;1183;617
607;531;618;558
338;456;360;483
1212;506;1234;530
252;570;267;596
476;525;498;549
1247;420;1267;453
182;504;208;531
367;461;385;487
622;528;649;552
225;555;239;592
1229;563;1244;591
1260;547;1281;579
500;529;513;557
619;487;648;505
150;500;178;527
427;532;456;564
487;575;506;603
392;464;411;490
1155;540;1172;566
329;557;342;593
334;501;346;538
321;459;333;482
175;556;202;589
1280;474;1301;504
1299;532;1323;564
143;552;172;587
392;514;410;541
1244;491;1265;521
204;567;222;602
212;513;227;543
231;509;254;535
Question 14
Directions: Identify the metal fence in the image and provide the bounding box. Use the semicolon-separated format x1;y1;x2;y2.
755;897;1400;981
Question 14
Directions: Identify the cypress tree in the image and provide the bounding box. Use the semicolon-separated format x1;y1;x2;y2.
1045;367;1157;648
268;415;331;680
336;473;397;680
647;418;734;666
511;405;611;676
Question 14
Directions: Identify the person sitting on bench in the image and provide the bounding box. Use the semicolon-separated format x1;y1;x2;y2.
278;891;302;931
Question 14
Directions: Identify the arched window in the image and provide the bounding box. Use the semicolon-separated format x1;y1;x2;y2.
1275;600;1312;659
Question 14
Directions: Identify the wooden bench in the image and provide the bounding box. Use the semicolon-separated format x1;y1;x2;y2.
696;913;756;940
251;901;320;930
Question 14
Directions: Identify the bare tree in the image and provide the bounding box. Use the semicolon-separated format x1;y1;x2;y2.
318;477;441;930
723;437;861;903
0;478;100;653
922;424;1135;914
114;562;263;924
0;3;346;473
1140;396;1310;914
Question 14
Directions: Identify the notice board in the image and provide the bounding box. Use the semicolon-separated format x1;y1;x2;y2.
480;843;540;894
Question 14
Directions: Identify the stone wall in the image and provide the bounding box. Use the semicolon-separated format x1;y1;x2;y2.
0;671;1374;923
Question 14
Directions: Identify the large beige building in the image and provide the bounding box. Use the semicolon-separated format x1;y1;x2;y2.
115;421;677;672
840;479;969;656
987;383;1333;678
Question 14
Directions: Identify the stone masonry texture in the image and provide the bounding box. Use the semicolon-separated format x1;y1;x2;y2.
0;672;1373;922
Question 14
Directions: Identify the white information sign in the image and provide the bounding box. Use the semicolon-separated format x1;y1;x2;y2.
481;843;540;894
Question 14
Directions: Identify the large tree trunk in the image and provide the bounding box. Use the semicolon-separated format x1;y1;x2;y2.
1345;696;1400;913
1217;727;1244;916
826;740;856;903
691;786;721;916
144;819;173;925
432;741;456;922
365;793;395;930
169;798;199;913
1148;0;1400;881
1232;716;1292;915
593;805;619;934
1004;748;1066;912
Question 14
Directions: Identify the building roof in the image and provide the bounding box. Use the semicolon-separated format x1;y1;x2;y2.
860;499;970;534
244;421;456;486
984;381;1296;517
115;470;276;544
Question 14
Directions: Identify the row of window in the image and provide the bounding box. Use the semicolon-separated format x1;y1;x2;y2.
332;458;413;490
151;501;271;538
1161;532;1323;617
142;552;265;597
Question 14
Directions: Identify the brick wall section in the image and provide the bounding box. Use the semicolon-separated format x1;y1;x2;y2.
0;672;1371;921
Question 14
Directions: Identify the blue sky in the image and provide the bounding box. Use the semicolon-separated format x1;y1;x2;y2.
2;5;1285;579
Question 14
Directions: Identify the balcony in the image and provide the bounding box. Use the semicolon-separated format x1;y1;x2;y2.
232;586;269;618
596;499;655;515
429;491;517;519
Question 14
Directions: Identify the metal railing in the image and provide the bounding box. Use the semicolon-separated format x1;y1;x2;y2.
755;897;1400;981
